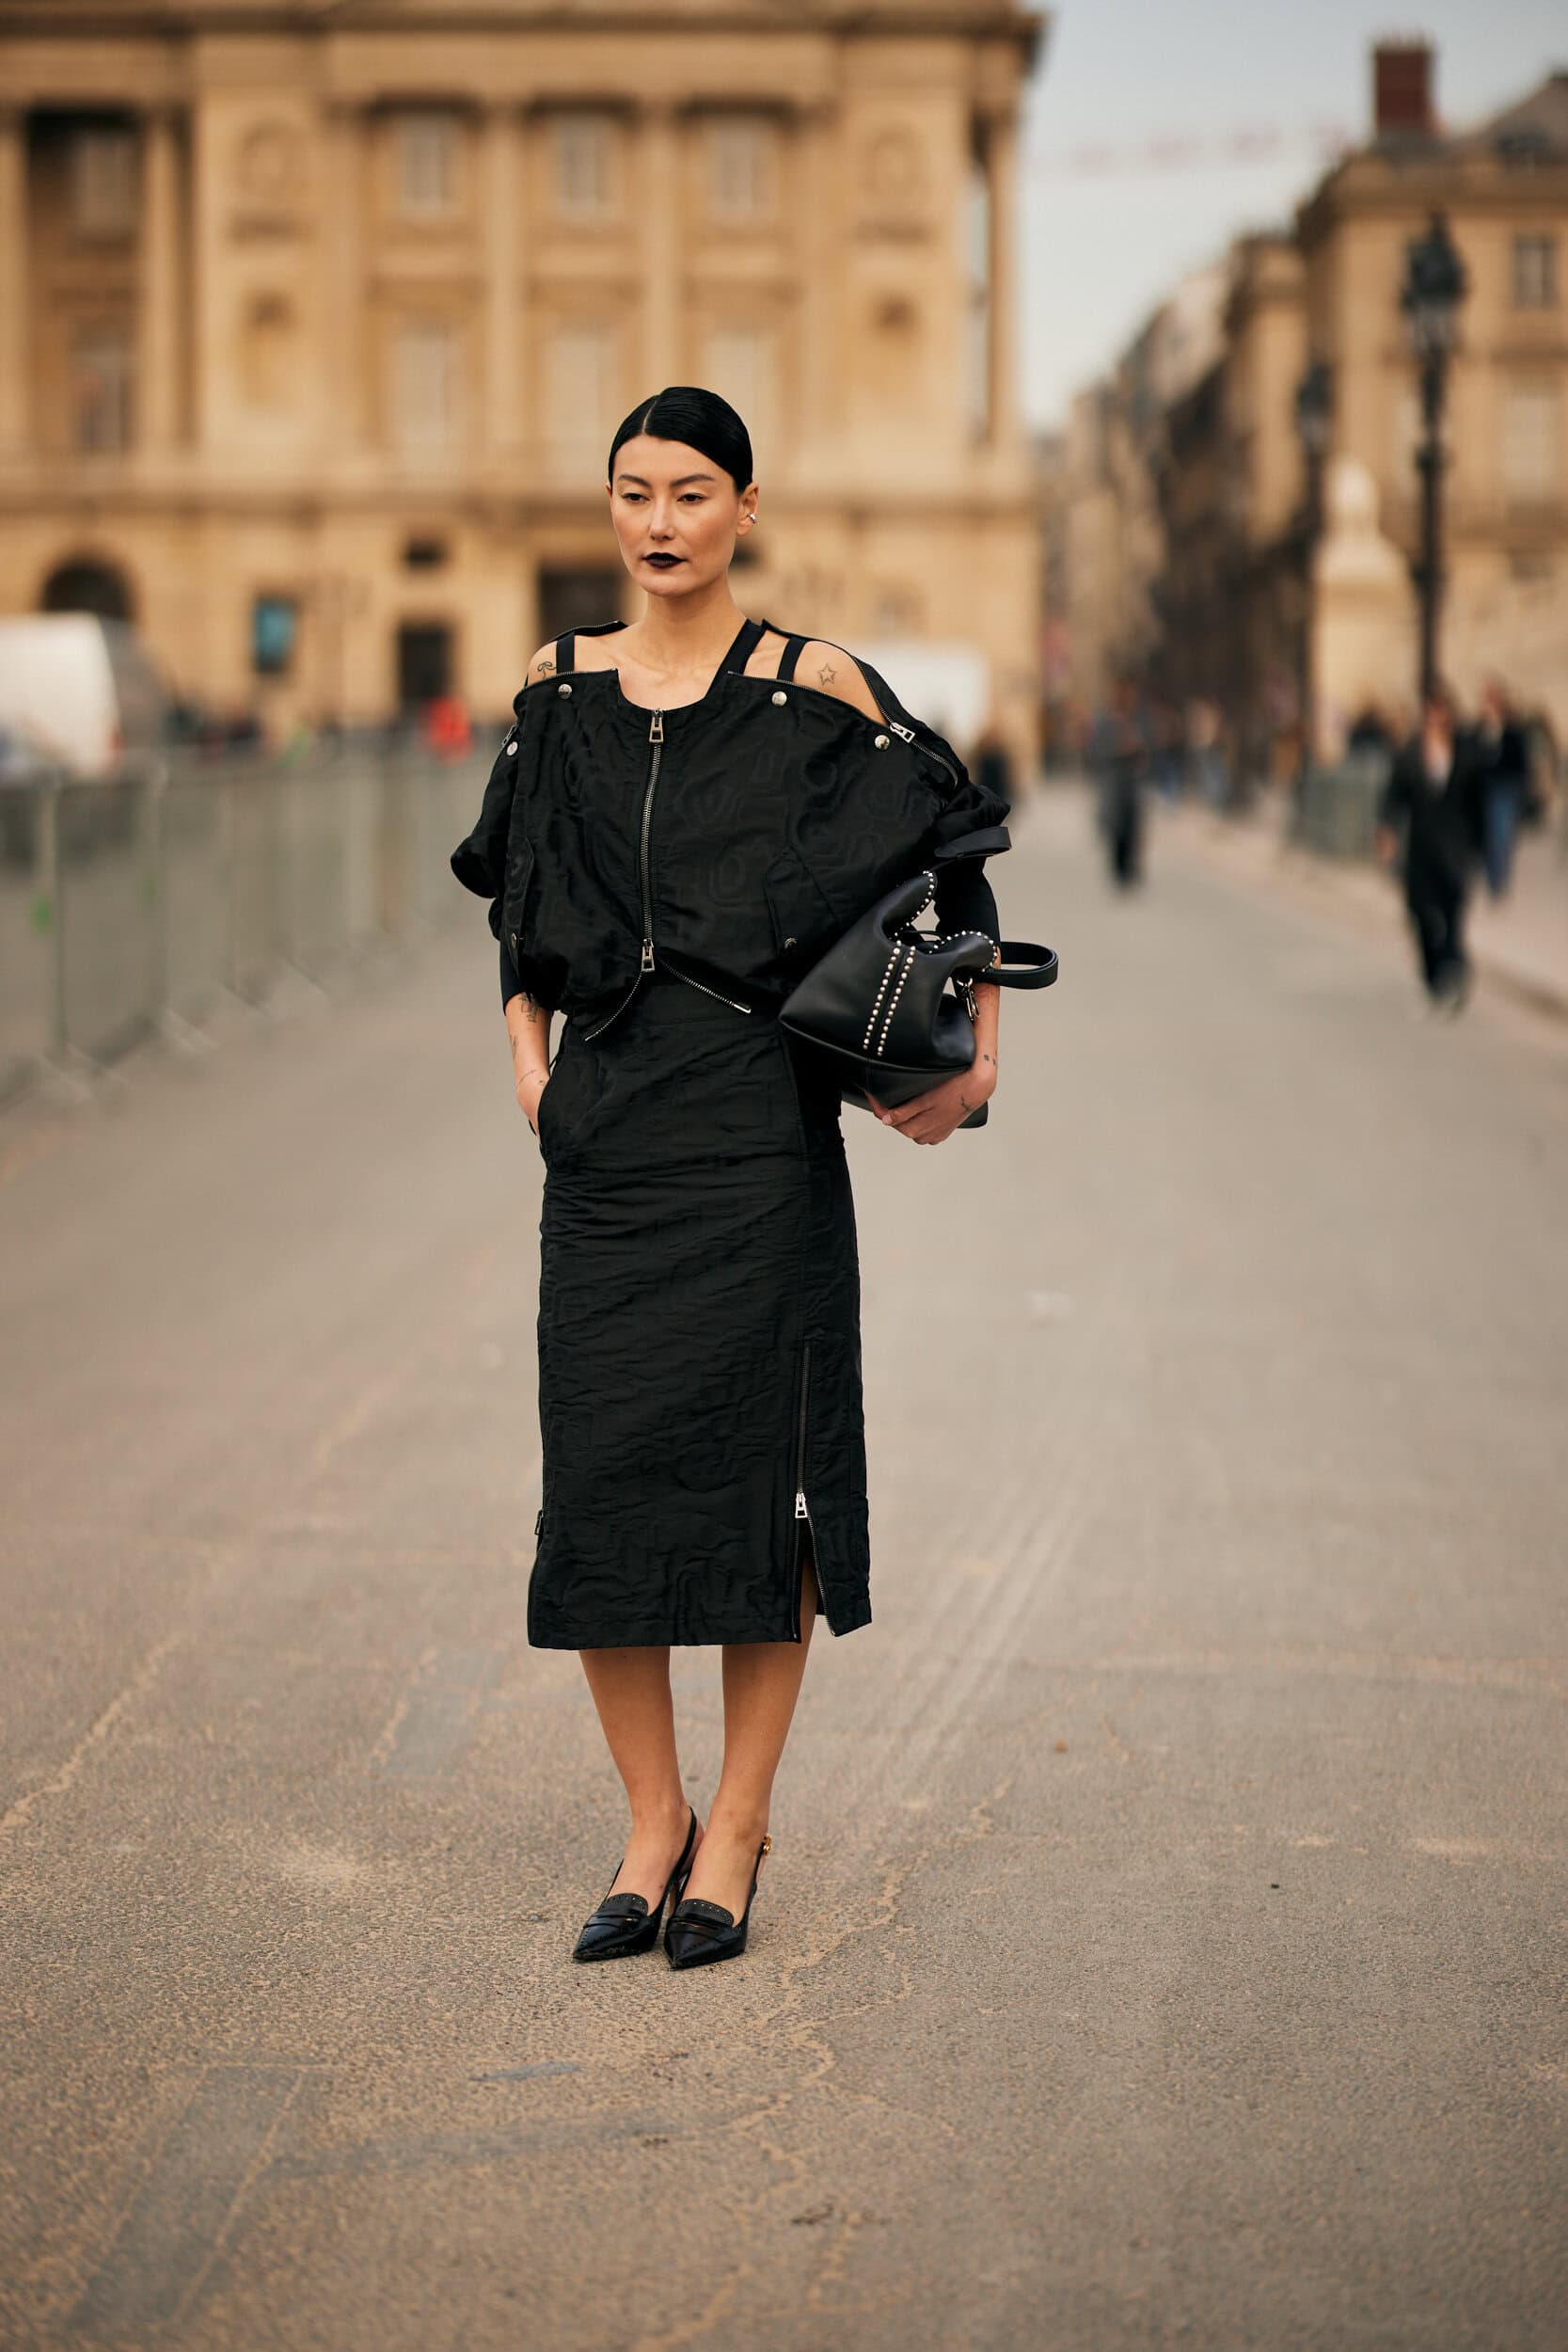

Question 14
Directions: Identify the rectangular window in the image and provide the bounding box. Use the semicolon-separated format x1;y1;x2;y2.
394;320;461;450
252;596;298;677
71;128;136;237
706;117;777;226
1501;382;1563;501
398;116;459;220
1512;234;1557;310
72;325;134;453
546;323;616;464
701;323;778;464
553;115;617;223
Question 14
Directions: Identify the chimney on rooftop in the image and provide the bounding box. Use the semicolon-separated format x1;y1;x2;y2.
1373;40;1436;137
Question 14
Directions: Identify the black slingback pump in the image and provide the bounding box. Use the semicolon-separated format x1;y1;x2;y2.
572;1805;700;1963
664;1833;772;1971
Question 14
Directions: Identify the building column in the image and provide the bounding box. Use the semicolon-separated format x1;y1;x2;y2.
796;101;839;460
483;101;524;457
640;103;681;389
137;103;182;453
984;105;1021;454
323;99;366;451
0;104;31;459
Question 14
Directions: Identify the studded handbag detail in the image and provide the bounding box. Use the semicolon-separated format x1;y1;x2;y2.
778;867;1058;1132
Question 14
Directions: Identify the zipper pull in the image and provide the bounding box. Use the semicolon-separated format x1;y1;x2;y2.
887;720;915;742
641;938;656;972
794;1491;809;1520
649;709;664;743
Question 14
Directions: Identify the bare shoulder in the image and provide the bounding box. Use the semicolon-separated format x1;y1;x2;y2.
523;640;560;686
797;641;885;723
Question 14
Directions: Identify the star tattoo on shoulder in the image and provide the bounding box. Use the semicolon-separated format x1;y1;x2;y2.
817;662;837;686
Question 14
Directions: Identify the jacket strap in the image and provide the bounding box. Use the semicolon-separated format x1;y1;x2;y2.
776;634;809;683
726;615;771;673
554;633;576;675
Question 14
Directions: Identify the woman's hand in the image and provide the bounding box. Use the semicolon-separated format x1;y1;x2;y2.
868;973;1001;1145
868;1056;995;1145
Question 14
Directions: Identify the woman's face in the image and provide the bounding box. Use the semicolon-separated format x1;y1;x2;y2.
607;435;757;598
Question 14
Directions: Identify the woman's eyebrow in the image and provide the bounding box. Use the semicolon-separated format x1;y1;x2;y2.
613;470;716;488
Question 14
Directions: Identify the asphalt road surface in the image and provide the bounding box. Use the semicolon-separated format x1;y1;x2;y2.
2;792;1565;2352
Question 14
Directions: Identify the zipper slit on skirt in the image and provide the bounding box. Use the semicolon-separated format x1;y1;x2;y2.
791;1340;813;1640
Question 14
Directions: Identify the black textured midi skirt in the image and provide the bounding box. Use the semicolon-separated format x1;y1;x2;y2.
529;972;871;1647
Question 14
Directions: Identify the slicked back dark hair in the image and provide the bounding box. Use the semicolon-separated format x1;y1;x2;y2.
607;387;754;494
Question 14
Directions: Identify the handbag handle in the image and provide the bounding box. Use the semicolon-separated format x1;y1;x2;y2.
952;939;1059;991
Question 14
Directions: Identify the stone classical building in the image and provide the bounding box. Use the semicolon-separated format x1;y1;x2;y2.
1047;43;1568;762
0;0;1044;755
1041;259;1226;717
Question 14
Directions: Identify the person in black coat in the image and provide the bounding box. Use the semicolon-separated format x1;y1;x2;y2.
1477;677;1532;898
1374;684;1487;1010
1087;678;1152;886
451;387;1011;1968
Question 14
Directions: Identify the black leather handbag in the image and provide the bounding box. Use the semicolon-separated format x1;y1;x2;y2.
779;868;1058;1131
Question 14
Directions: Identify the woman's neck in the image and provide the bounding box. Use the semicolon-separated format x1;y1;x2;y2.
628;581;745;676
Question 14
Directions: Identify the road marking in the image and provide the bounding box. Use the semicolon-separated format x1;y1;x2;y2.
369;1644;506;1778
70;2064;301;2339
0;1632;182;1846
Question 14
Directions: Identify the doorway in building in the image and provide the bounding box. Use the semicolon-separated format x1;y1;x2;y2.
41;557;135;622
536;568;622;646
397;622;452;709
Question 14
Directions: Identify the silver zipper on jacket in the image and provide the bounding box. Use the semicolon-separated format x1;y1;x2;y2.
676;969;753;1015
581;711;662;1039
639;707;753;1016
582;704;754;1038
639;711;662;972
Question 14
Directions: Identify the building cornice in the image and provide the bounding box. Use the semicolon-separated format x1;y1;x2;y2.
1297;149;1568;246
0;3;1044;46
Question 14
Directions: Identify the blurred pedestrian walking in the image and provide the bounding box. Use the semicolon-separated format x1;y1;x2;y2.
1374;683;1487;1012
1476;678;1531;898
1089;677;1152;887
1186;696;1229;808
970;719;1015;810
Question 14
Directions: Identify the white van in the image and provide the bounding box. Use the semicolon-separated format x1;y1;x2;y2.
0;614;170;778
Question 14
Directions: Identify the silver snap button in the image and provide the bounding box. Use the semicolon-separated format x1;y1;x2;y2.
771;690;787;707
874;732;890;749
505;739;517;754
557;681;572;697
784;935;798;949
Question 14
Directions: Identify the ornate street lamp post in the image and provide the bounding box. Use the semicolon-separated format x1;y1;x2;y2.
1291;358;1333;777
1400;212;1467;704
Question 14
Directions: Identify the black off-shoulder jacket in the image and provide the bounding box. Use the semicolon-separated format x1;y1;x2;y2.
451;627;1009;1028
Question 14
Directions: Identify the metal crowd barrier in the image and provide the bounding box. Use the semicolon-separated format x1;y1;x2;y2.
0;739;490;1107
1290;749;1393;861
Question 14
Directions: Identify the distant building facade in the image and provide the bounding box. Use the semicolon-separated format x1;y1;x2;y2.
1046;45;1568;761
0;0;1043;755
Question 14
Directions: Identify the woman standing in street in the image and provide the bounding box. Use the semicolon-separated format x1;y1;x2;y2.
451;389;1009;1969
